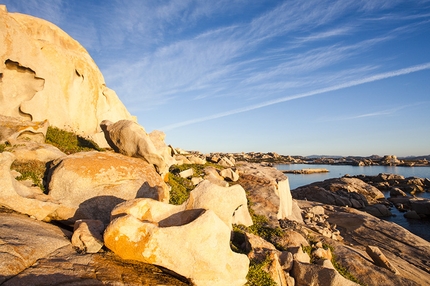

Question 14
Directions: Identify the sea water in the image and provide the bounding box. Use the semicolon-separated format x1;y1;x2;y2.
276;164;430;241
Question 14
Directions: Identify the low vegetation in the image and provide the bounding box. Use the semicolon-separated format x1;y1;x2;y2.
302;238;364;285
45;126;102;154
167;162;225;205
11;160;47;192
0;143;6;153
246;256;277;286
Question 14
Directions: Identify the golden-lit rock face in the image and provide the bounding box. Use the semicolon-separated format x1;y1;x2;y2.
0;6;135;147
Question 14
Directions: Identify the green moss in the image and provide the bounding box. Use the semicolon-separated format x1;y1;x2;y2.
246;256;277;286
11;160;46;192
45;126;102;154
0;143;6;153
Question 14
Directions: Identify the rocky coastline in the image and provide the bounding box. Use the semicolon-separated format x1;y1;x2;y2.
1;6;430;286
201;151;430;167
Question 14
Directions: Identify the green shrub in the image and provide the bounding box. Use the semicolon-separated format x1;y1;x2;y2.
166;172;195;205
246;256;277;286
0;143;6;153
167;162;226;205
11;160;46;192
45;126;102;154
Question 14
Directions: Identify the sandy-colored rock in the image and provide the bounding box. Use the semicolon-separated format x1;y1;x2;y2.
7;141;66;162
0;212;70;282
203;166;229;187
0;8;134;147
366;245;399;274
0;115;48;144
187;180;253;228
220;167;240;182
148;130;177;167
218;156;235;168
292;260;359;286
179;168;194;178
111;180;253;228
104;209;249;286
47;151;169;225
297;200;430;286
0;152;59;221
71;219;104;254
100;120;172;175
237;163;302;225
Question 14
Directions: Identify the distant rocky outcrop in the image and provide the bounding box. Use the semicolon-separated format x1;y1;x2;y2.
0;6;135;148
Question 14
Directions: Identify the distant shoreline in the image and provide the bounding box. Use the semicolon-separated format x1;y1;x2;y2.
281;168;329;174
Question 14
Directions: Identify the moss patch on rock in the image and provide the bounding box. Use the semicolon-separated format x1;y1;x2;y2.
46;126;102;154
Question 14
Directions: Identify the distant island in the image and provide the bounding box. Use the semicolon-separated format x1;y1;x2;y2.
281;168;329;174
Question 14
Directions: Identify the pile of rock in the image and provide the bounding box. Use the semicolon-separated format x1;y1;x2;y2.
302;205;343;241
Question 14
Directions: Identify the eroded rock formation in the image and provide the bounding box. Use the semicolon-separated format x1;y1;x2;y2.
104;191;250;286
0;7;135;147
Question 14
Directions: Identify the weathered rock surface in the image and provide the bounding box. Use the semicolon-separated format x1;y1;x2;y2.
245;233;290;285
0;209;188;285
5;141;66;162
0;152;60;220
110;180;253;229
292;177;387;214
366;245;399;274
104;208;249;286
0;8;134;147
292;260;359;286
71;219;104;254
220;167;240;182
46;151;169;225
203;166;229;187
237;162;303;225
0;115;48;144
297;200;430;286
187;180;252;228
2;245;189;286
100;120;173;175
0;212;70;283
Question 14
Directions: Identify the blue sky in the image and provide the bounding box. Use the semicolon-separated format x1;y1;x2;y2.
4;0;430;156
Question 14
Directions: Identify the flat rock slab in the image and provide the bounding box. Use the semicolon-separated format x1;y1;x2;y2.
0;213;71;282
2;245;189;286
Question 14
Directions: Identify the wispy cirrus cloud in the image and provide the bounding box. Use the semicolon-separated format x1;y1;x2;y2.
321;101;430;121
160;62;430;130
